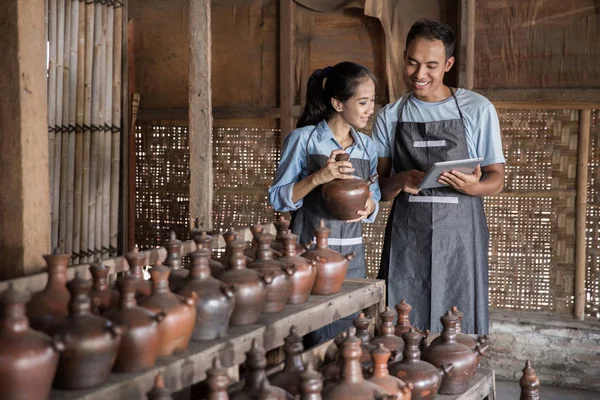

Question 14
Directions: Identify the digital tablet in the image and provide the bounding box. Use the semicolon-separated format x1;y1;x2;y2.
418;157;484;190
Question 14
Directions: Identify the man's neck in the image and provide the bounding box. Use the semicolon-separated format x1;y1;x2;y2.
413;86;453;103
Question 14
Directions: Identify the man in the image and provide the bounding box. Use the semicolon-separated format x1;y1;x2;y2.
373;19;505;334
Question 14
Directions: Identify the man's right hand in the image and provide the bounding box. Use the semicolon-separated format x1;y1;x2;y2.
396;170;426;194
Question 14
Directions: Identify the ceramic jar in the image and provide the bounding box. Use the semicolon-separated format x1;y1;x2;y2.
429;306;488;362
124;246;152;299
298;363;324;400
89;262;119;314
394;300;414;336
147;374;173;400
367;344;412;399
353;313;376;372
192;231;225;278
178;247;235;340
371;307;404;357
51;274;121;390
244;223;264;260
271;216;305;256
320;330;348;384
219;238;273;326
138;263;196;356
421;311;487;395
164;231;189;293
26;251;71;333
247;233;295;313
302;220;354;295
277;230;316;304
270;326;306;395
389;328;452;400
215;229;239;266
0;285;61;400
104;274;164;373
519;360;540;400
321;153;378;220
206;357;231;400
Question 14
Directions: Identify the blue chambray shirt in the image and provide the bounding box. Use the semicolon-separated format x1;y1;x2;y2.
269;120;381;223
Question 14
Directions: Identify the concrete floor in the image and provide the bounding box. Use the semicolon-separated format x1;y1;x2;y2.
496;380;600;400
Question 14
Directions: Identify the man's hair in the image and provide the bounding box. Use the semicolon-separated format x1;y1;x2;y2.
406;19;456;59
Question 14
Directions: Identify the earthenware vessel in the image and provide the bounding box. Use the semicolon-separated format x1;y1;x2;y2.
147;374;173;400
298;363;323;400
164;231;188;292
270;326;305;395
244;223;264;260
192;231;225;278
321;153;378;220
320;330;348;384
26;250;71;333
138;263;196;356
367;344;412;399
271;216;305;256
519;360;540;400
371;307;404;357
302;220;354;295
0;284;61;400
89;262;119;314
247;233;295;313
215;229;240;266
124;246;153;299
429;306;488;362
277;230;316;304
178;247;235;340
353;312;376;371
395;300;413;336
206;357;231;400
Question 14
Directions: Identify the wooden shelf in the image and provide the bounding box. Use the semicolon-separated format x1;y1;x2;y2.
49;279;385;400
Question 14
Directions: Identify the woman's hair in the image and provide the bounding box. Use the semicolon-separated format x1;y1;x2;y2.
296;61;376;129
406;19;456;60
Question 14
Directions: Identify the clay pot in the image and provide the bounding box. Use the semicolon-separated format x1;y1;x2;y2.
89;262;119;314
244;223;264;261
271;216;305;256
124;246;153;299
421;311;487;395
206;357;231;400
519;360;540;400
320;330;348;384
0;284;61;400
302;220;354;295
321;327;386;399
353;312;376;372
164;231;189;293
192;231;225;278
215;229;240;266
147;374;173;400
104;274;164;373
321;153;378;221
229;339;291;400
371;307;404;357
138;263;196;356
178;247;235;341
277;230;316;304
394;300;413;336
367;344;412;399
389;328;452;400
219;238;273;326
247;233;295;313
51;273;121;389
26;251;71;333
270;326;305;395
298;363;324;400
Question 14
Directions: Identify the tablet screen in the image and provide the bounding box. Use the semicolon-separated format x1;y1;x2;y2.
418;157;483;190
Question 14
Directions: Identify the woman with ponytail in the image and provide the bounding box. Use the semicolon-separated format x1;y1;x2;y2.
269;61;381;346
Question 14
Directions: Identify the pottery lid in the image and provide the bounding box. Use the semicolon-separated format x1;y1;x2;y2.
313;219;330;237
67;272;93;297
147;374;172;400
380;306;395;322
0;283;29;304
273;216;290;234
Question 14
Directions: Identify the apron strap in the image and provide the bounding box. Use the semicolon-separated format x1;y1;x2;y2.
449;87;465;122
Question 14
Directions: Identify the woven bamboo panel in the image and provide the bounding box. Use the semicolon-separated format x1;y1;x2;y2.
585;110;600;317
363;203;390;278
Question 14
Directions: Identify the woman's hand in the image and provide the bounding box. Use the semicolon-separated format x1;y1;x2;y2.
438;165;482;194
346;192;376;223
396;169;426;195
312;149;355;186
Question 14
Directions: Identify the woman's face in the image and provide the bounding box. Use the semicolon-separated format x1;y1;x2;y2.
339;78;376;129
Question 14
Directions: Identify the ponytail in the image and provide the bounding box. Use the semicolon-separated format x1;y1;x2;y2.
296;69;331;128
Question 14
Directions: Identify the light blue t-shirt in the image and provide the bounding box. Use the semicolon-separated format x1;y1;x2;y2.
372;88;506;170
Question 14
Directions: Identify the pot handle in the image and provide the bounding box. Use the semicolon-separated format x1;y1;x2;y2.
52;335;66;352
475;341;489;357
258;270;275;285
344;251;356;261
314;255;328;264
105;320;123;338
154;311;167;323
221;283;237;298
282;264;297;276
441;362;454;376
302;240;313;251
367;173;379;184
182;291;197;306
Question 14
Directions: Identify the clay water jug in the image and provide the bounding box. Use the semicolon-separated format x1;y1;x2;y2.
147;374;173;400
321;153;378;220
164;231;188;292
298;363;323;400
104;274;164;372
395;300;414;336
302;220;354;295
353;312;376;372
178;247;235;340
277;230;316;304
124;246;152;299
321;327;386;399
219;238;273;326
247;233;295;313
429;306;488;362
421;311;487;395
138;263;196;356
244;223;264;260
320;330;348;384
206;357;231;400
519;360;540;400
389;328;453;400
89;262;119;314
271;216;305;256
193;231;225;278
367;344;413;399
372;306;404;357
26;250;71;333
215;229;240;266
270;326;305;395
0;284;61;400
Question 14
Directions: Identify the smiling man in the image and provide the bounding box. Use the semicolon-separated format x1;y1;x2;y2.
373;19;506;334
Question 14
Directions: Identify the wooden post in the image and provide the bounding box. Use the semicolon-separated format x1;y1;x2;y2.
574;109;591;320
188;0;213;230
458;0;475;90
110;2;123;257
0;0;50;278
279;0;295;142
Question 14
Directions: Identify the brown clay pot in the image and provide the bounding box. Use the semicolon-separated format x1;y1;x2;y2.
519;360;540;400
277;230;316;304
51;273;121;389
229;339;292;400
320;330;348;384
371;307;404;357
89;262;119;315
389;328;452;400
206;357;231;400
215;229;240;266
192;231;225;278
147;374;173;400
178;247;235;340
421;311;487;395
124;246;153;299
302;220;354;295
367;344;412;399
138;263;196;356
26;251;71;333
321;327;386;400
0;284;61;400
270;326;305;395
298;362;324;400
395;300;414;336
104;274;164;373
247;233;295;313
243;223;264;261
353;312;376;372
219;238;273;326
164;231;189;293
321;153;378;221
271;216;305;256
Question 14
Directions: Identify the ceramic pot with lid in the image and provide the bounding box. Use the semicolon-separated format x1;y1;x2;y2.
371;307;404;357
89;262;119;315
271;216;305;256
124;246;153;299
367;344;412;399
164;231;189;293
270;326;305;395
519;360;540;400
277;230;316;304
192;231;225;278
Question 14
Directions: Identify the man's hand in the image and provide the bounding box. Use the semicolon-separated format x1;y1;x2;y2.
397;170;426;195
437;165;482;194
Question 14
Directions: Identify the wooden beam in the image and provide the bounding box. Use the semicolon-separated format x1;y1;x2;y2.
465;0;475;89
476;88;600;108
189;0;213;230
279;0;294;142
136;107;282;121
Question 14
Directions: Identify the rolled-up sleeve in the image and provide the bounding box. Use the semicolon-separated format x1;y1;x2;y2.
268;130;307;212
362;138;381;223
372;105;393;158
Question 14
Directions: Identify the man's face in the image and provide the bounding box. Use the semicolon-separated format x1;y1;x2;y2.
404;37;455;102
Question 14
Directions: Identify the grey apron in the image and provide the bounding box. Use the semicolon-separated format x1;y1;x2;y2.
377;88;489;334
291;125;370;346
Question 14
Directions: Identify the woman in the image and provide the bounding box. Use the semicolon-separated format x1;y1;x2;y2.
268;61;381;346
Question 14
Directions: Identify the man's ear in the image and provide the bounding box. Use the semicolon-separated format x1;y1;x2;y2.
331;97;344;112
445;56;455;72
